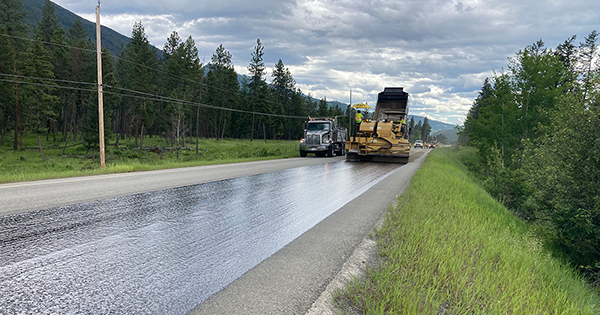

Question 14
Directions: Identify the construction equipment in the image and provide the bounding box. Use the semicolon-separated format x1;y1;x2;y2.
346;87;411;163
299;117;347;157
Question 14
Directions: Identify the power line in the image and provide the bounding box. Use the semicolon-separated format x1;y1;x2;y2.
0;33;97;54
1;33;265;98
0;73;97;87
1;32;317;103
0;77;308;119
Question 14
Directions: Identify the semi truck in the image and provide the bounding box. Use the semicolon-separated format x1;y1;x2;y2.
299;117;347;157
346;87;411;163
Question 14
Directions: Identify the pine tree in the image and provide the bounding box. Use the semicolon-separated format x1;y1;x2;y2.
247;39;270;141
578;30;599;102
317;97;329;116
50;27;69;141
0;0;29;150
65;19;93;142
421;117;432;142
271;59;296;139
118;21;159;149
35;0;60;44
0;26;14;144
22;40;58;160
206;44;238;140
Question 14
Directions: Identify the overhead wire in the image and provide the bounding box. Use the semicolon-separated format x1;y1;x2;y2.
0;33;274;99
0;75;308;119
0;33;328;120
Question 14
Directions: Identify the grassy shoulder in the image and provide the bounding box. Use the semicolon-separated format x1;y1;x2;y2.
336;147;600;314
0;135;300;184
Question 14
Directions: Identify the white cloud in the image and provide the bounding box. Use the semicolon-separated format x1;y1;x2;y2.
55;0;600;125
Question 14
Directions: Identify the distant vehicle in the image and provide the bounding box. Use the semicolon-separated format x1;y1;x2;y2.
299;117;347;157
414;140;423;148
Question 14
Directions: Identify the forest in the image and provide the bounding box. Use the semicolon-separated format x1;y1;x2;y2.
0;0;351;160
459;31;600;286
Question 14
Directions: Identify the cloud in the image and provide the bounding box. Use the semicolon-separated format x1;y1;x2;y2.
55;0;600;125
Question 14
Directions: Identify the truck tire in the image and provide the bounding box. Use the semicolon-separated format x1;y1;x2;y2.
335;143;346;156
300;150;307;157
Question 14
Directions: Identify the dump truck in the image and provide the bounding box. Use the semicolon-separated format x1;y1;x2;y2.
299;117;347;157
346;87;411;163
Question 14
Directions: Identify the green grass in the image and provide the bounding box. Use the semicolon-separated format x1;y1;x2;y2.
0;134;300;184
337;147;600;314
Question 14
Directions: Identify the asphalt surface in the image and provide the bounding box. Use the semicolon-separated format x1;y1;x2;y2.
0;149;431;314
189;149;430;315
0;156;346;216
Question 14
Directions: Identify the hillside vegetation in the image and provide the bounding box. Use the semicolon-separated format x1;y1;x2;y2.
21;0;133;55
458;34;600;284
338;147;600;314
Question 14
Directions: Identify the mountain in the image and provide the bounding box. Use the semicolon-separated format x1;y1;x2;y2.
432;128;459;144
407;115;458;144
408;115;455;134
22;0;147;56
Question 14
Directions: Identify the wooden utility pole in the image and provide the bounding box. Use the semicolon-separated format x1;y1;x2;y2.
96;2;105;169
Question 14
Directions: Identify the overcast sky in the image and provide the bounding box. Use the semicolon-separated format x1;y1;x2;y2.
53;0;599;125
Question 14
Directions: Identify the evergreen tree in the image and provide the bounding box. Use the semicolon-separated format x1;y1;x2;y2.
247;39;271;141
578;30;599;102
50;27;69;141
163;33;204;146
206;44;238;139
66;19;94;142
0;0;29;150
421;117;432;142
22;40;58;160
271;59;297;139
35;0;60;44
556;35;578;89
0;26;14;144
317;97;329;116
271;59;295;105
117;21;159;148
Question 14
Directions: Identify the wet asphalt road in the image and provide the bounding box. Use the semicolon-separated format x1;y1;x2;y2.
0;157;347;216
0;152;429;314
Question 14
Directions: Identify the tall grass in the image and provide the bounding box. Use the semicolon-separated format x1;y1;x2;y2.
337;147;599;314
0;135;300;184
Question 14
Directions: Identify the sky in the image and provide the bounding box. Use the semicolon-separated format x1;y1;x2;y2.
53;0;600;125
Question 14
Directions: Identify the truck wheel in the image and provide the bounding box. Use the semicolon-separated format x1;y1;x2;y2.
300;150;307;157
327;146;334;157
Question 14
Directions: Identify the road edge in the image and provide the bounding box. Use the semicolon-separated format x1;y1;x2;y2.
305;150;430;315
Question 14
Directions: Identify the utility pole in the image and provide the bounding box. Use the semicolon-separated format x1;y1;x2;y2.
96;1;105;169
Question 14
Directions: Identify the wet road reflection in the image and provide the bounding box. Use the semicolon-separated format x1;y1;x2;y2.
0;160;402;314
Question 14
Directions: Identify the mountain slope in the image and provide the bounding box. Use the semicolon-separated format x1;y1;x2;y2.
22;0;131;55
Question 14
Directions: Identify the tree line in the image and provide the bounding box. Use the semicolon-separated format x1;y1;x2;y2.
0;0;349;159
460;32;600;285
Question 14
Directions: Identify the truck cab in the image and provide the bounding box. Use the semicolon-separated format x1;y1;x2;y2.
299;117;347;157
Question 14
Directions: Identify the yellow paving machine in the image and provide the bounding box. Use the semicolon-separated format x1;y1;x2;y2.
346;87;411;163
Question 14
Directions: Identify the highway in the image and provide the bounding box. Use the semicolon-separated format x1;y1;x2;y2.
0;150;429;314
